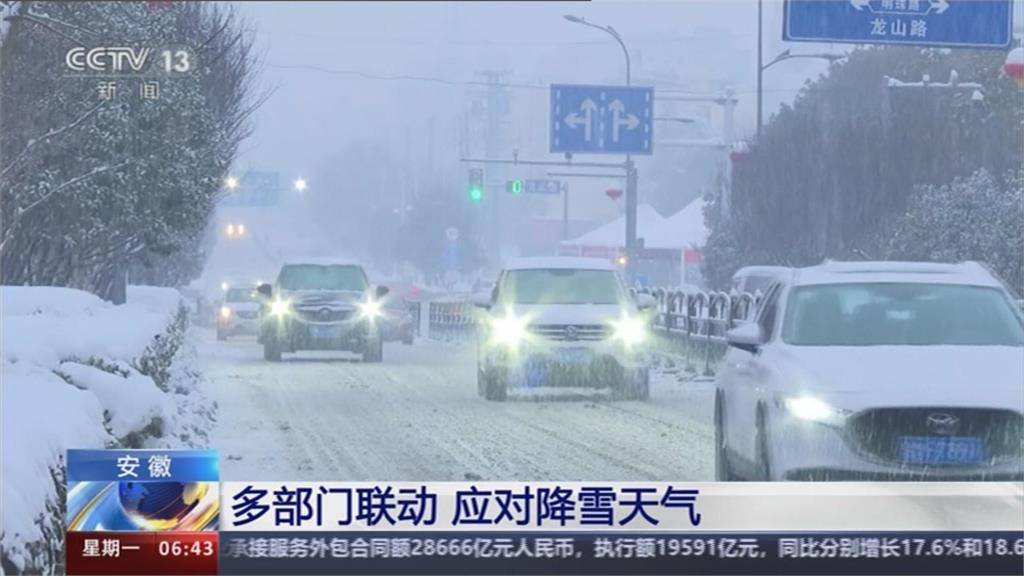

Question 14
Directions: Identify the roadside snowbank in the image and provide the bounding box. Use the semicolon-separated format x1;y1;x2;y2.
1;285;215;574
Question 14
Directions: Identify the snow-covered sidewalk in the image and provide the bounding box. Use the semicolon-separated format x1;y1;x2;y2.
1;285;215;574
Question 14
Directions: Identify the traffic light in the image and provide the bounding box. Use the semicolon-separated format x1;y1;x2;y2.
506;179;523;195
468;168;484;202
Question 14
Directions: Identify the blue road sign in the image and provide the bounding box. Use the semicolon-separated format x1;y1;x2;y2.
525;179;562;195
783;0;1013;49
550;84;653;155
220;171;281;207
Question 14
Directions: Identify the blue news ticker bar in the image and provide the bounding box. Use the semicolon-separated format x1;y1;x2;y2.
67;449;219;482
219;531;1024;575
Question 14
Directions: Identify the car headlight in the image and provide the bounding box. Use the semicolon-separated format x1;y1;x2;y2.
220;306;232;319
781;396;851;426
359;299;383;321
612;315;648;346
490;312;529;348
270;299;291;317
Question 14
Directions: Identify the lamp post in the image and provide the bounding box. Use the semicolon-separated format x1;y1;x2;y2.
563;14;639;279
756;0;844;139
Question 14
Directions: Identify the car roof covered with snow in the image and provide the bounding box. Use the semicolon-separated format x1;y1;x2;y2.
281;257;364;268
791;261;1003;288
503;256;617;272
732;265;790;278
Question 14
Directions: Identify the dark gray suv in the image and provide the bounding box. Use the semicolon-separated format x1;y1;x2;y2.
257;259;389;362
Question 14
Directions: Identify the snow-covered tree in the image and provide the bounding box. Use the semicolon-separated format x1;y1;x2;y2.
883;169;1024;294
702;45;1023;289
0;1;261;301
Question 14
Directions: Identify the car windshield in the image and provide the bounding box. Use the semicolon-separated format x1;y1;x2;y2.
224;288;255;303
782;283;1024;346
278;265;367;292
500;269;625;305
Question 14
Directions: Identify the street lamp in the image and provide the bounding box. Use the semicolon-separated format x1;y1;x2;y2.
293;177;308;192
756;0;844;138
224;175;239;190
563;14;631;85
563;13;639;280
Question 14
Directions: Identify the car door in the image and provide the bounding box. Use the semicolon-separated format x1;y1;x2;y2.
722;282;784;463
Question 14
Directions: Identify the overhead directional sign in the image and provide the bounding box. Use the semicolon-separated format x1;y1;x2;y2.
783;0;1013;49
550;84;654;155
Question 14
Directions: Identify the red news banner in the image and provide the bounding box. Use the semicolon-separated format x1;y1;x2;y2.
66;532;217;575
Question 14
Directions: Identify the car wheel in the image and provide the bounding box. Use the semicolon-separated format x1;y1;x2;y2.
483;367;507;402
754;405;773;481
715;392;738;481
362;335;383;363
612;368;649;401
263;338;282;362
633;368;650;401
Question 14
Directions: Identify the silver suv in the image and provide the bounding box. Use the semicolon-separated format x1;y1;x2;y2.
257;258;389;362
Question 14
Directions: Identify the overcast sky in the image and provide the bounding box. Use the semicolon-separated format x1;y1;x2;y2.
233;0;837;177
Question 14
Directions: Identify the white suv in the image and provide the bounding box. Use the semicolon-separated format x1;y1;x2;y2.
715;261;1024;481
474;257;657;401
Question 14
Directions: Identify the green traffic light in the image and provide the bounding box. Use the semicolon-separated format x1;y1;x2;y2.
511;180;523;194
469;187;483;202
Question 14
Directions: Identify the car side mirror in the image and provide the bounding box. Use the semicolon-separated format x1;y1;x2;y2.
471;292;492;309
257;283;272;298
726;323;764;354
635;293;657;310
375;285;390;299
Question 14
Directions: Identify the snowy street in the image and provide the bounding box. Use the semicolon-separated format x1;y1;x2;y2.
199;332;714;482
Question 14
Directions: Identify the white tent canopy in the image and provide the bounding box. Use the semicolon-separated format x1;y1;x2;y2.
560;204;667;249
644;197;709;250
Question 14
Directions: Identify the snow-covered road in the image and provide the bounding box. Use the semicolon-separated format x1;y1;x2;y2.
198;331;714;481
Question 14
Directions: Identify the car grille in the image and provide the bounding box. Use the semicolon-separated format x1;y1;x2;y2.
235;310;258;319
528;324;611;342
846;408;1024;465
294;307;353;323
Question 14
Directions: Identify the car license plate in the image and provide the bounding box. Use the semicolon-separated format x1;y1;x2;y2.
556;347;590;364
310;324;340;339
900;436;983;465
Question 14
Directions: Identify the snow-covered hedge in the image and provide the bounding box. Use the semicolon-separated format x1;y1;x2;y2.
1;286;216;574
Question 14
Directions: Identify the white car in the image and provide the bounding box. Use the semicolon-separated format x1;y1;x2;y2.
731;265;790;296
715;261;1024;481
216;285;260;340
474;257;657;401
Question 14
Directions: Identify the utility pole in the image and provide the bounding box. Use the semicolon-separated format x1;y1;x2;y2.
478;70;506;270
756;0;764;141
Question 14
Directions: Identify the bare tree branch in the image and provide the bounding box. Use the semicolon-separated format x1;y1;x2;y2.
0;100;106;182
0;161;128;255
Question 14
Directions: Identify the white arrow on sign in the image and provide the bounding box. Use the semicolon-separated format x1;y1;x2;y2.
608;99;640;143
564;98;597;142
930;0;949;14
849;0;870;10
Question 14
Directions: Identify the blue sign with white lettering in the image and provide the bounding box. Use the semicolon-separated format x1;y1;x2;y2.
220;170;281;207
783;0;1013;49
550;84;653;155
525;179;562;195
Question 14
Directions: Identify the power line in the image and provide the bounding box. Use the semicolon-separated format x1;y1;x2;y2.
267;62;806;96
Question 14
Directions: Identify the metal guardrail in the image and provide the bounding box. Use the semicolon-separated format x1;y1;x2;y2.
423;288;765;357
426;298;477;341
637;288;763;376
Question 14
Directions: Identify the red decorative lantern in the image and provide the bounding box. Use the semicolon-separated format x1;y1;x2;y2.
605;188;623;200
1003;47;1024;88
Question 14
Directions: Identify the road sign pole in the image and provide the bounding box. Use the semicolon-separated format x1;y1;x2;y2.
562;182;570;241
624;157;638;281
